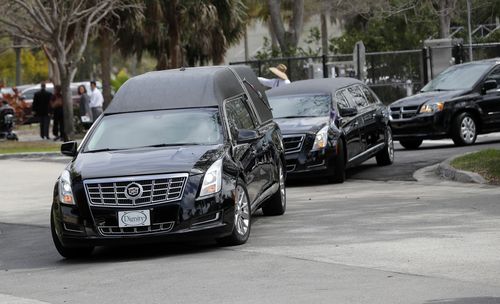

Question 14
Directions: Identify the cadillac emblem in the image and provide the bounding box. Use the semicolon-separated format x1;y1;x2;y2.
125;182;143;199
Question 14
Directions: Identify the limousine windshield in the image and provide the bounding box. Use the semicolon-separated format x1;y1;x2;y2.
84;108;223;152
268;94;331;118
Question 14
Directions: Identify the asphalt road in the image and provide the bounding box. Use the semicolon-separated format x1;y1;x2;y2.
1;135;500;304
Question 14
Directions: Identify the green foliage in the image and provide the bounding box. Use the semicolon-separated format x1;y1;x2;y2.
0;49;48;86
451;149;500;185
111;69;130;92
254;27;323;60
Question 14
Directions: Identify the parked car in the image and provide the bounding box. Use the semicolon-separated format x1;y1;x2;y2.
267;77;394;183
389;58;500;149
51;66;286;258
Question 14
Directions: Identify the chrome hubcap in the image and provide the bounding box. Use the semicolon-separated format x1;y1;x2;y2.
234;185;250;236
387;129;394;161
279;166;286;208
461;117;476;143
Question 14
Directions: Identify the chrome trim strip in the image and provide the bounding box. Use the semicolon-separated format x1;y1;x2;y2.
97;221;175;237
307;160;326;168
191;212;221;226
251;183;279;211
348;143;385;163
283;134;305;154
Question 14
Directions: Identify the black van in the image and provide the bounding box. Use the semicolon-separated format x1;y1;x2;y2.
267;78;394;182
51;66;286;258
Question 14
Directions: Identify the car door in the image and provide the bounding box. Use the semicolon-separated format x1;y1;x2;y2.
478;65;500;129
360;85;387;149
335;89;363;161
224;96;262;205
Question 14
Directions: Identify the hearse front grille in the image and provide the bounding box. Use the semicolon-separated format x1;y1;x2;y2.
390;105;419;119
283;135;305;154
84;173;188;207
98;221;174;236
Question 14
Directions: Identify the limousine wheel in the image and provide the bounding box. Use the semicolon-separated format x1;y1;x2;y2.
376;127;394;166
262;162;286;216
217;182;251;246
328;139;346;183
51;206;94;259
452;112;477;146
399;139;423;150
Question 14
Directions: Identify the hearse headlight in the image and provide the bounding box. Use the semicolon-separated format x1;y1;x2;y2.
312;126;329;151
419;102;444;114
199;159;222;197
58;170;75;205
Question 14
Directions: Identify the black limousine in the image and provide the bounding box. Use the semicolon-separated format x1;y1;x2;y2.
390;58;500;149
51;66;286;258
267;78;394;182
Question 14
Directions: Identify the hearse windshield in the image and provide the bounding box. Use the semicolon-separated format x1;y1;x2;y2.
268;94;331;118
421;63;491;92
84;108;223;152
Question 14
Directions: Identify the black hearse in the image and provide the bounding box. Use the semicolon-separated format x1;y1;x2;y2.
267;78;393;183
51;66;286;258
390;59;500;149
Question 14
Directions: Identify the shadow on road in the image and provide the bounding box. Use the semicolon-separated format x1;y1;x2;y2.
424;297;500;304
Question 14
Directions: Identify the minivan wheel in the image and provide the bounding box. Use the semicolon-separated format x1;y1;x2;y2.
217;183;251;246
399;139;423;150
452;112;477;146
376;127;394;166
51;206;94;259
328;139;346;183
262;162;286;216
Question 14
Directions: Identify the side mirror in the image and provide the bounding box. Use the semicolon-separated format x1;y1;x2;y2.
482;80;497;94
236;129;259;144
61;141;78;157
339;107;358;117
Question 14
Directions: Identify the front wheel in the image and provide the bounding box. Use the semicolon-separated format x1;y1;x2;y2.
376;127;394;166
217;183;251;246
262;162;286;216
451;112;477;146
51;205;94;258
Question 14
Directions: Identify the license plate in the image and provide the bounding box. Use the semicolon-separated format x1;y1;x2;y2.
118;210;151;228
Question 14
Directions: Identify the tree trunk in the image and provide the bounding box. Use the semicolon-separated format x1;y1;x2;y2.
60;71;74;141
437;0;455;38
320;12;328;56
267;0;304;55
13;36;22;85
167;0;182;68
244;27;249;61
100;30;113;109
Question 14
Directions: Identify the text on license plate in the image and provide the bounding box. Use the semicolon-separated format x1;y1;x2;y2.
118;210;151;228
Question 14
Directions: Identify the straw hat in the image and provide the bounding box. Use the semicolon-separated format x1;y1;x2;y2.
269;64;289;80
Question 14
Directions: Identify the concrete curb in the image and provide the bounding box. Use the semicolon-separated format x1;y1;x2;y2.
0;152;64;160
436;153;487;184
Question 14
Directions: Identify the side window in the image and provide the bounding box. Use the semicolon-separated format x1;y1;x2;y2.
225;97;256;140
360;85;379;105
335;90;352;110
485;66;500;86
347;85;369;108
244;82;273;122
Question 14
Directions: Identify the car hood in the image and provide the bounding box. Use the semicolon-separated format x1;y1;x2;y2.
390;90;466;107
70;144;224;180
274;116;328;134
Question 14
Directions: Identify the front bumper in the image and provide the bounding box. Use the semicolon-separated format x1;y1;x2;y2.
52;174;236;247
391;112;450;140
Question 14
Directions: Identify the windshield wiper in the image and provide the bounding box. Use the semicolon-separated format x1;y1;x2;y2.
278;115;317;119
84;148;123;153
141;143;201;148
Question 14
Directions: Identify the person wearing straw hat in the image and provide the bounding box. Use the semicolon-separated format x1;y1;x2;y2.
258;64;291;88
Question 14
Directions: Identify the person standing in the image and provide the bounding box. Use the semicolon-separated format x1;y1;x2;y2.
89;81;103;120
78;85;92;127
258;64;291;88
32;82;52;139
50;85;64;141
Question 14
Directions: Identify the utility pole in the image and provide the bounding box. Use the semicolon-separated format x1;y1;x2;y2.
13;36;22;85
466;0;473;61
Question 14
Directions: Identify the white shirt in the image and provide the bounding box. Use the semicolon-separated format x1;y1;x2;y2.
89;88;104;108
258;77;291;88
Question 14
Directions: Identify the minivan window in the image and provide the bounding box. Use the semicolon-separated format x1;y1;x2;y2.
84;108;222;152
268;94;331;118
225;98;255;139
421;63;492;92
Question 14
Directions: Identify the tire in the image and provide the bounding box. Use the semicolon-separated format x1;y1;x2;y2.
217;182;251;246
399;139;423;150
328;139;346;183
262;161;286;216
376;127;394;166
51;205;94;258
451;112;477;146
